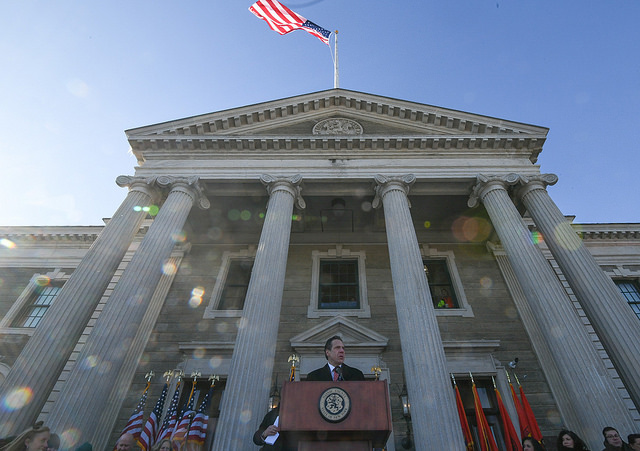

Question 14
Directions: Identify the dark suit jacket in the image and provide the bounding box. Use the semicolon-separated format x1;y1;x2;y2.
253;407;282;451
306;363;365;381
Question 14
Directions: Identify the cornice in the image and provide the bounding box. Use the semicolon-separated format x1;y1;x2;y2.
0;227;102;242
576;224;640;240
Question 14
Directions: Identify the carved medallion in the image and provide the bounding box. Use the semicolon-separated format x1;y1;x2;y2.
318;387;351;423
313;118;363;135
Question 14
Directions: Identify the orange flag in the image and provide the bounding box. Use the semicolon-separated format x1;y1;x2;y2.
495;388;523;451
454;384;474;450
472;383;499;451
519;385;543;442
509;382;531;439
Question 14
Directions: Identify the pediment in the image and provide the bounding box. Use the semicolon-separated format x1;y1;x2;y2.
126;89;548;162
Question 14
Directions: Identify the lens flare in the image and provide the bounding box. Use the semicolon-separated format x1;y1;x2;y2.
239;409;253;424
209;356;222;369
228;209;241;221
423;221;431;229
60;428;81;448
0;239;16;249
3;387;33;411
83;355;99;369
452;216;492;242
193;347;206;359
148;205;159;216
35;276;50;287
531;230;543;245
240;210;251;221
162;262;177;276
171;231;187;243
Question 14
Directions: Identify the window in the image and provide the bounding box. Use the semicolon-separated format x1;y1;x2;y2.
204;248;256;318
0;271;68;333
615;280;640;320
319;260;359;309
12;284;61;327
218;260;253;311
308;247;370;318
424;259;459;309
420;245;473;317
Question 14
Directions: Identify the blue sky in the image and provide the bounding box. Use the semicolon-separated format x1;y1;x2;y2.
1;1;638;226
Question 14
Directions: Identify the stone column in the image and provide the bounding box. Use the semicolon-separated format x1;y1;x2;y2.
373;174;466;450
47;176;209;449
469;174;636;446
0;176;158;436
516;173;640;411
212;175;304;451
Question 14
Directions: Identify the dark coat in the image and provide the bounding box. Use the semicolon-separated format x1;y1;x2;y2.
306;363;365;381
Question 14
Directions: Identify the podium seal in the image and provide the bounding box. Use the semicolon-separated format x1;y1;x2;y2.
318;387;351;423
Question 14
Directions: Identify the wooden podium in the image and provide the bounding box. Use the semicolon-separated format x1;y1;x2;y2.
279;380;392;451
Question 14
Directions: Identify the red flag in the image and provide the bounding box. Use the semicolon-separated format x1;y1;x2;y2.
495;388;523;451
454;384;474;450
121;381;150;438
509;382;531;439
249;0;331;45
472;383;499;451
519;385;543;442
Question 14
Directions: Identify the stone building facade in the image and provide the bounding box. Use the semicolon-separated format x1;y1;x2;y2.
0;89;639;450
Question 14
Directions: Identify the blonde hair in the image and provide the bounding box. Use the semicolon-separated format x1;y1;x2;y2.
151;438;173;451
0;421;50;451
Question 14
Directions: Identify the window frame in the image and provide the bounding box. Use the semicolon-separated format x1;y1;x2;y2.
614;279;640;320
204;248;256;319
0;270;68;335
308;247;370;318
421;245;473;317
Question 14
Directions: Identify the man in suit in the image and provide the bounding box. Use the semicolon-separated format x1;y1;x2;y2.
306;335;365;381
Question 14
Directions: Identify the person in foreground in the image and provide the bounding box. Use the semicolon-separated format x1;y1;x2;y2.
0;421;50;451
306;335;365;381
151;439;172;451
523;437;546;451
253;406;286;451
628;434;640;451
115;433;137;451
602;427;633;451
557;429;590;450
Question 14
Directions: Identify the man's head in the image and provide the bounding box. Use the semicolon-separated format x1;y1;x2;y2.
603;427;622;448
116;433;135;451
324;335;345;367
628;434;640;451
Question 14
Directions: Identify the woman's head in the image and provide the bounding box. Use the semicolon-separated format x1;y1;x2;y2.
151;439;172;451
523;437;545;451
3;422;50;451
557;429;588;450
603;427;623;448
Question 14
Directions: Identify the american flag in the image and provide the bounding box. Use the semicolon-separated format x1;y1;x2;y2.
249;0;331;45
137;383;168;451
157;381;181;442
186;387;214;450
171;384;196;445
121;382;150;438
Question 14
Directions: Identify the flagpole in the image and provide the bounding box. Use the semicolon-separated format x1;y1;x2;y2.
333;30;339;88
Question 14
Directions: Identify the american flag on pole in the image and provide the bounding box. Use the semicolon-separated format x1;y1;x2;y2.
249;0;331;45
186;387;214;451
121;381;150;438
137;383;169;451
171;382;196;448
157;380;181;442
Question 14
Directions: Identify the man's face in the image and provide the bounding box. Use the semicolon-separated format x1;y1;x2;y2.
605;430;622;447
326;339;345;366
116;435;134;451
630;438;640;451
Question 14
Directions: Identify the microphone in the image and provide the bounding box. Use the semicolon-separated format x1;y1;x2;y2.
334;366;343;381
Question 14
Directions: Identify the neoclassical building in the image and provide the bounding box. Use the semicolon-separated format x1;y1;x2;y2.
0;89;639;450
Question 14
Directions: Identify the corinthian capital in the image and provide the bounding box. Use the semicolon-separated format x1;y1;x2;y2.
156;176;210;210
468;173;520;208
260;174;306;209
372;174;416;209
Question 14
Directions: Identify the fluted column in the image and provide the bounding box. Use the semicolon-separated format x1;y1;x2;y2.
516;174;640;411
469;174;636;447
212;174;304;451
0;176;159;436
47;176;209;449
373;174;466;450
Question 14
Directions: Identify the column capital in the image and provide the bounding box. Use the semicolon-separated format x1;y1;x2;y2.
372;174;416;209
260;174;306;209
515;173;559;200
468;173;520;208
156;176;210;210
115;175;161;203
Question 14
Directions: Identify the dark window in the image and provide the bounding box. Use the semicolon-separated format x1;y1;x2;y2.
455;378;508;451
218;260;253;310
12;284;61;328
318;260;359;309
615;280;640;320
423;259;459;309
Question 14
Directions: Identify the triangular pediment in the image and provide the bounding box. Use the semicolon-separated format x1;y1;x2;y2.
126;89;548;163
